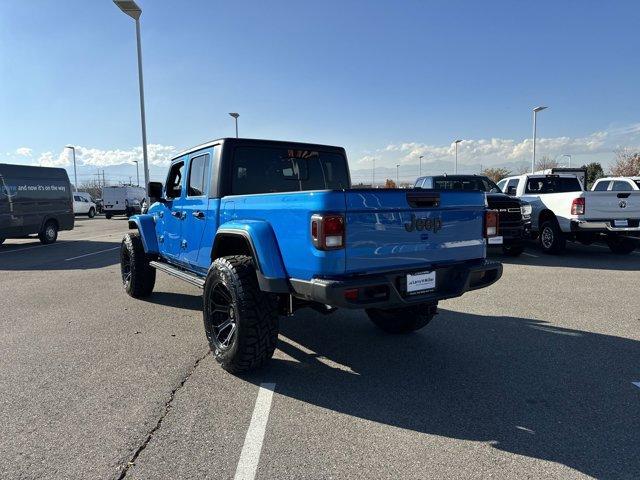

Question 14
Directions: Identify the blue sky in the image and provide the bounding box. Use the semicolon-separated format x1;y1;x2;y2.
1;0;639;184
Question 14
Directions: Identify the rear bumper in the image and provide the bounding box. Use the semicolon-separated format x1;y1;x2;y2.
570;220;640;236
289;259;502;309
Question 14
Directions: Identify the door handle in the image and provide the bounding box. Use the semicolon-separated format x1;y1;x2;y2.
171;211;181;218
192;211;205;219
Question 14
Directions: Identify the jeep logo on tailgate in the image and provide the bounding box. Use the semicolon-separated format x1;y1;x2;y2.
404;214;442;233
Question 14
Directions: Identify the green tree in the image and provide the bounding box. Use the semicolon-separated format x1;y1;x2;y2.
481;167;511;183
581;162;604;189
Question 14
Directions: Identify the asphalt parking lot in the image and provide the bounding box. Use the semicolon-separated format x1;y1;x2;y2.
1;217;639;480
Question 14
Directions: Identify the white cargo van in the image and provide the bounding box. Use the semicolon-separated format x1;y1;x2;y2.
103;186;145;219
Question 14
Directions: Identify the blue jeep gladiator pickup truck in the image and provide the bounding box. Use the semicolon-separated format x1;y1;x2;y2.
121;138;502;373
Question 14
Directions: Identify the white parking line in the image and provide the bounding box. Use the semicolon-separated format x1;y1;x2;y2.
632;382;640;389
64;247;119;261
234;383;276;480
0;233;118;255
522;252;538;258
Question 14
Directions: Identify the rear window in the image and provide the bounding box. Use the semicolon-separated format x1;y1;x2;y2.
430;176;499;192
525;176;582;193
231;147;349;195
611;180;633;192
593;181;610;191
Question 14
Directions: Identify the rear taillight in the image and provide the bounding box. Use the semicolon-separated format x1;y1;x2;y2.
571;197;585;215
311;214;345;250
485;210;499;237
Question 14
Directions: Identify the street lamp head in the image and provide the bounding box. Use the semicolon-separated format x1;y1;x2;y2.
65;145;75;150
533;106;548;113
113;0;142;20
454;139;462;144
229;112;240;119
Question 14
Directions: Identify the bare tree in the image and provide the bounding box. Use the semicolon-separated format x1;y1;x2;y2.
77;178;103;200
611;148;640;176
481;167;511;183
535;156;559;171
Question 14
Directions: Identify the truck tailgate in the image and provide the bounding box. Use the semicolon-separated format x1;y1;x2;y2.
344;190;486;274
584;192;640;221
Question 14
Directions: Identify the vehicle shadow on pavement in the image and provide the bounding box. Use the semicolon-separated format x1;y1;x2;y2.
492;242;640;271
0;240;120;270
254;308;640;479
141;292;202;311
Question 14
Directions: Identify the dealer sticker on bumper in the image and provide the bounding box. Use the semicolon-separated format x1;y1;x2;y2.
488;236;503;245
613;220;629;227
406;271;436;294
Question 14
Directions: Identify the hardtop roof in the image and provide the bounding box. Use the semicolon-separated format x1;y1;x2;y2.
171;137;346;163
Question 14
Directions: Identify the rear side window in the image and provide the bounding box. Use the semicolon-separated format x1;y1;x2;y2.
231;147;349;195
611;180;632;192
593;181;610;191
187;154;209;196
525;177;581;193
74;195;81;201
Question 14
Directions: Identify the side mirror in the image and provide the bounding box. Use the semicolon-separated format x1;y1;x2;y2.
148;182;163;202
507;186;517;196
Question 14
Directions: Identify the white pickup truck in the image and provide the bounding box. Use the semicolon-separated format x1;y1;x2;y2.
497;173;640;254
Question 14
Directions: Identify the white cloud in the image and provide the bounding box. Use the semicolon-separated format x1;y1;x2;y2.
360;124;640;170
75;144;178;167
37;151;70;167
15;147;32;157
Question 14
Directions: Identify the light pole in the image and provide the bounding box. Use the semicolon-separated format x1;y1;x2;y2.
133;160;140;186
396;164;400;186
113;0;150;201
562;154;572;168
65;145;77;190
419;155;424;176
531;106;548;173
454;139;462;174
229;113;239;138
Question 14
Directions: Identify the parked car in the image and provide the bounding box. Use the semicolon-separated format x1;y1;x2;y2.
121;138;503;373
103;186;145;219
497;173;640;254
592;177;640;192
414;174;531;256
73;192;97;218
0;163;74;245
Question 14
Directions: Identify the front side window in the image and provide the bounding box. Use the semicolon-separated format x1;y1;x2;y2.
506;179;519;195
74;195;81;201
231;147;349;195
187;154;209;196
166;161;185;199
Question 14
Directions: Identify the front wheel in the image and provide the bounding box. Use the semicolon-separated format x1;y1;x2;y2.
105;213;112;219
120;233;156;297
502;243;525;257
38;220;58;244
539;220;566;254
606;235;637;255
88;207;96;218
366;303;437;334
203;255;279;373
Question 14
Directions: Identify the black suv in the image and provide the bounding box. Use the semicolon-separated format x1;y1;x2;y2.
414;174;531;256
